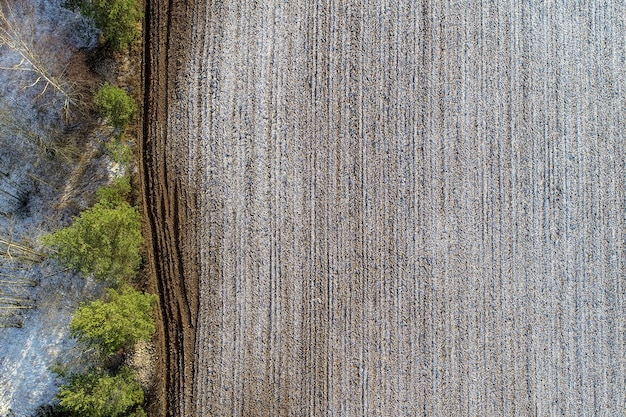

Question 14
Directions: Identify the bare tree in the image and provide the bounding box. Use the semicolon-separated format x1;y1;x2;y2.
0;101;78;163
0;239;38;327
0;232;43;263
0;275;35;327
0;0;77;118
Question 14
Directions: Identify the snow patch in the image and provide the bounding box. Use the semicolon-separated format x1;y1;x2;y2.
0;264;102;417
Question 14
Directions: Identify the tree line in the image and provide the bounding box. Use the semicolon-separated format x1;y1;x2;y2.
8;0;153;415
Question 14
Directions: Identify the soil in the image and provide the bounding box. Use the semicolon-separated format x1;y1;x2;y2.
142;1;626;416
141;1;199;415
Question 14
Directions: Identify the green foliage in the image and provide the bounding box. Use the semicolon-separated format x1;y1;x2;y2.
67;0;142;50
50;362;70;379
95;176;132;207
70;286;157;356
105;138;134;168
40;191;142;285
32;403;72;417
57;367;145;417
95;84;137;132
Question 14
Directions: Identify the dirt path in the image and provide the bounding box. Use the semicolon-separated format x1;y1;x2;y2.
143;1;626;416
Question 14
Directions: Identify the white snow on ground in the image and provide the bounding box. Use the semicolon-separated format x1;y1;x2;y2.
0;264;102;417
0;1;100;415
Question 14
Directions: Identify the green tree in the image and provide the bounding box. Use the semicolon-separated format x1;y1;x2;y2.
70;286;157;356
40;190;142;285
57;367;145;417
66;0;142;50
95;83;137;132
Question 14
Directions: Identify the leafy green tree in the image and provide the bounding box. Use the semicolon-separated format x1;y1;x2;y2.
40;188;142;285
57;367;145;417
66;0;142;50
95;83;137;132
70;286;157;355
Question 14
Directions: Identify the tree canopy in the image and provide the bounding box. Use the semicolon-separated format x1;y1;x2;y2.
41;178;142;286
95;83;137;133
67;0;142;50
57;367;145;417
70;286;157;356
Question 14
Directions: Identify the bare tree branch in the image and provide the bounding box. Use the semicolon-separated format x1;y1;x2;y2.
0;0;77;119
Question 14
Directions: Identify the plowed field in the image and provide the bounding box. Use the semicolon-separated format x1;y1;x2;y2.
142;1;626;416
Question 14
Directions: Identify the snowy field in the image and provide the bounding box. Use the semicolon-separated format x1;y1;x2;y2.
0;1;101;415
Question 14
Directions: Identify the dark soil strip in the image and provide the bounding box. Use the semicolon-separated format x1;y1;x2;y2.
141;1;199;415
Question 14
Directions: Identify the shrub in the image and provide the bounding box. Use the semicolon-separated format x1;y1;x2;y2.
32;403;72;417
57;367;145;417
95;176;132;207
40;193;142;285
105;137;134;168
66;0;142;50
70;286;157;356
95;83;137;132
